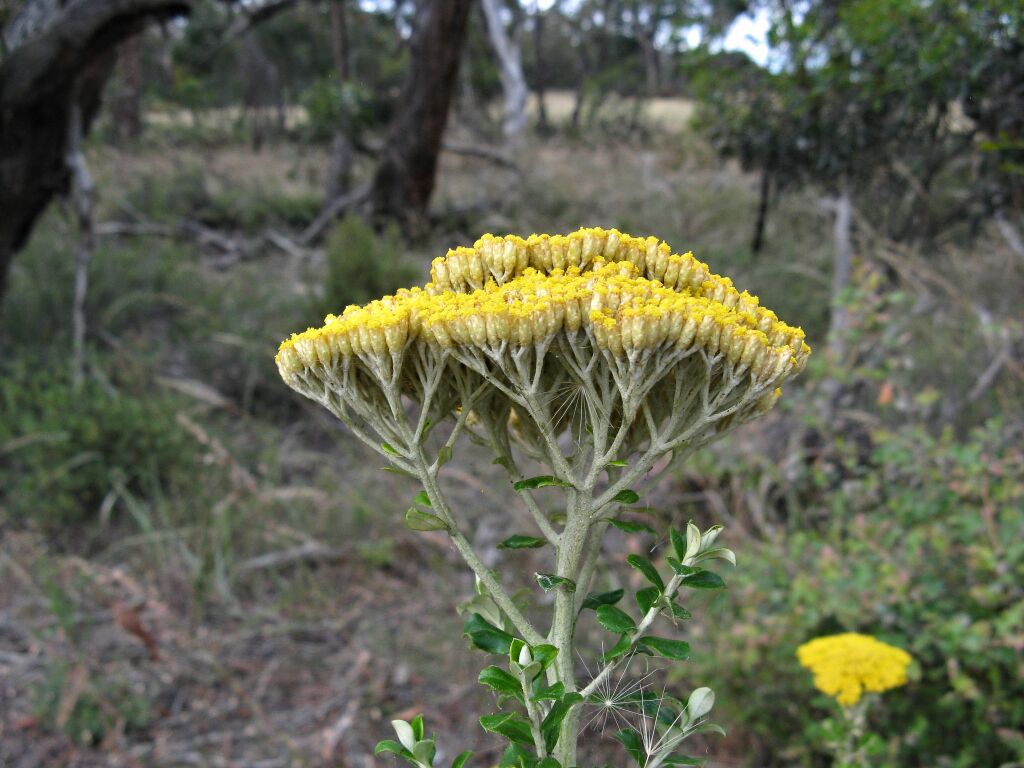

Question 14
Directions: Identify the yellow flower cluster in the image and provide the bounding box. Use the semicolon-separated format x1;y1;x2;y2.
276;229;809;388
428;228;783;334
797;633;912;706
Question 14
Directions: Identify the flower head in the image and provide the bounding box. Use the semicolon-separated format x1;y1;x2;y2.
275;229;810;462
797;633;912;707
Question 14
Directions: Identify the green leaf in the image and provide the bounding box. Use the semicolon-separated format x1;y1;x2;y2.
530;644;559;672
660;755;705;766
536;573;576;592
581;589;625;611
601;634;633;663
498;744;533;768
382;466;416;478
464;613;514;655
637;636;691;660
686;687;715;720
670;528;686;561
410;714;425;741
479;666;525;701
680;570;726;590
531;681;565;701
669;601;692;620
375;739;409;757
614;729;646;766
596;604;637;634
381;442;402;457
608;518;656;534
612;489;640;504
413;490;432;508
513;475;573;491
606;460;629;468
451;751;474;768
686;722;727;738
626;554;665;591
413;739;435;766
405;507;448;532
498;535;547;549
480;713;535;747
537;759;562;768
635;586;661;614
541;693;583;751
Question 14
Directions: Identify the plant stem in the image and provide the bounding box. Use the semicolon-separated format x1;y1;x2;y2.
520;668;548;758
550;487;594;766
416;452;545;645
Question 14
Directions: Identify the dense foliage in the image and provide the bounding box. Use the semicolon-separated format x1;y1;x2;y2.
693;0;1024;244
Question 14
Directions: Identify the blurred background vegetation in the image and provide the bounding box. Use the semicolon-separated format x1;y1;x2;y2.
0;0;1021;766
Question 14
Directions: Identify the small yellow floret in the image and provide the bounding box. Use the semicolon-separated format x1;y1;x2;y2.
796;633;912;707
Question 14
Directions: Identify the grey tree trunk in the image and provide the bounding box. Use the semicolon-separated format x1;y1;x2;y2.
532;5;550;134
67;97;95;388
0;0;192;301
828;183;854;362
326;0;354;200
479;0;528;142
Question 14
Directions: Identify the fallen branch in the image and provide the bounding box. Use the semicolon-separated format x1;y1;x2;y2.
96;217;243;255
236;542;348;575
443;140;523;175
298;184;369;245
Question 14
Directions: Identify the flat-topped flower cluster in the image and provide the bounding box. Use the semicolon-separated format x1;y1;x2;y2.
797;633;913;707
277;228;808;386
276;228;810;468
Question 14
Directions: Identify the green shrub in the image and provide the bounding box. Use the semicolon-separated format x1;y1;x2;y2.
0;357;197;531
691;419;1024;767
316;214;420;317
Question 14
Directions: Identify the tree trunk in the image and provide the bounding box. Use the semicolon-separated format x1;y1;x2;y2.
325;0;355;199
326;132;355;201
0;0;191;301
532;5;549;134
67;96;96;388
828;182;853;362
751;168;771;255
368;0;475;230
479;0;528;142
111;33;144;141
819;181;854;422
637;30;659;97
329;0;351;81
569;41;593;131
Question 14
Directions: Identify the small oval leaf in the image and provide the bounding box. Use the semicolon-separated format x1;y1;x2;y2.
638;636;691;660
497;534;547;549
596;604;638;634
613;489;641;504
626;554;665;591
